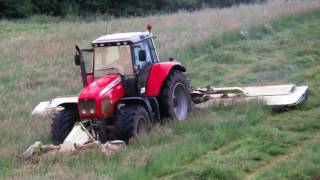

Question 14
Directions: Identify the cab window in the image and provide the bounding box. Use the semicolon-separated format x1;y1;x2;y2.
133;41;153;70
94;45;133;78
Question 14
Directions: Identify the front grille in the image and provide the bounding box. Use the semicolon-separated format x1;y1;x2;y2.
79;99;96;115
101;98;110;113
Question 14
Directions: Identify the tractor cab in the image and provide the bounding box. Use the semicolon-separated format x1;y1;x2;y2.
75;30;159;97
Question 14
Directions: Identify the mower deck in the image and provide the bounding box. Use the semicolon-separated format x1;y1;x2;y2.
191;84;308;109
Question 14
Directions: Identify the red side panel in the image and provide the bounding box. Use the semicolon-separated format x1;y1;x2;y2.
146;62;185;97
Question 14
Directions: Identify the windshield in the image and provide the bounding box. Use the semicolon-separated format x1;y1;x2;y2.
94;45;133;78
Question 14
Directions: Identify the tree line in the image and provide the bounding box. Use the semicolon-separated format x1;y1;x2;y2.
0;0;265;19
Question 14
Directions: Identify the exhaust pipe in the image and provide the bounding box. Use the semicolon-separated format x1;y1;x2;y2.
75;45;88;87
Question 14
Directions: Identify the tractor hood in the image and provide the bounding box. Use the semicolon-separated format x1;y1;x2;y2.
78;74;125;119
79;74;123;98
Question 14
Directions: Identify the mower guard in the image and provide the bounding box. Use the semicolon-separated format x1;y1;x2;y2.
31;96;78;116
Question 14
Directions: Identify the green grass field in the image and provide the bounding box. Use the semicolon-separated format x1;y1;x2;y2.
1;1;320;179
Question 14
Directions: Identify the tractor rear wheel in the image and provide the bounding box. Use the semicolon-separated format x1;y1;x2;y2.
159;70;191;121
51;109;78;145
113;105;150;142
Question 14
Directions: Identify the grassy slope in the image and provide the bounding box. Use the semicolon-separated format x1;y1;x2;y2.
1;2;320;180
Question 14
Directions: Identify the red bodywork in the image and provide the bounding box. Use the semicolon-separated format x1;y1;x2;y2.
78;61;184;120
78;74;125;119
146;61;184;96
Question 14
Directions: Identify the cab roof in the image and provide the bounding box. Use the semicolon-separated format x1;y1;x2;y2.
92;31;153;46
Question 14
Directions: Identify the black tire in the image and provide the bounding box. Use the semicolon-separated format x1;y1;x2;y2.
113;105;150;142
159;70;192;121
51;109;78;145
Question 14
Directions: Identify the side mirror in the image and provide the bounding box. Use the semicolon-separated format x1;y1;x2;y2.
74;54;80;66
138;50;146;61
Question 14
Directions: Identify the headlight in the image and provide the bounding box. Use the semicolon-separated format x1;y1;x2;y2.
79;99;96;115
101;98;110;113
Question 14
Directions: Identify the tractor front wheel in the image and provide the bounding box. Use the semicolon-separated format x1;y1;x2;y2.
159;70;191;121
113;105;150;143
51;109;78;145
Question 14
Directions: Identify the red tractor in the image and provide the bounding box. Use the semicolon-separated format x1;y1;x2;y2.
51;25;192;144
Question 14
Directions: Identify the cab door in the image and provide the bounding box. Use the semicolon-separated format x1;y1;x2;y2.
133;39;157;95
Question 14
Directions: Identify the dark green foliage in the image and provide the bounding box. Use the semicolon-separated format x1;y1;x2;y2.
0;0;265;19
0;0;33;18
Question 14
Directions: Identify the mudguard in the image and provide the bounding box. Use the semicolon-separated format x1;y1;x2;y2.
146;62;186;97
